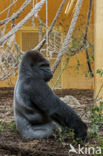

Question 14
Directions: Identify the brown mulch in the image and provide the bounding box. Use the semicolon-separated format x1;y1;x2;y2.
0;88;100;156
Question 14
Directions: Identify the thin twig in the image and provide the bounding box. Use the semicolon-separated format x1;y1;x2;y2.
52;44;88;89
95;84;103;101
52;56;70;89
83;0;94;77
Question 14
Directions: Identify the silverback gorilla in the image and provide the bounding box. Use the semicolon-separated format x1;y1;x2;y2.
14;50;87;140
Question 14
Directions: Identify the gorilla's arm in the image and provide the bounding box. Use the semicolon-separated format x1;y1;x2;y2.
30;79;87;139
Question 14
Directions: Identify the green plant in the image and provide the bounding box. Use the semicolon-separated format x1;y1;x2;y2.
0;120;16;133
97;69;103;77
52;127;75;143
89;102;103;137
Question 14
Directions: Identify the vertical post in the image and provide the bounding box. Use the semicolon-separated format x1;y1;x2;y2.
94;0;103;101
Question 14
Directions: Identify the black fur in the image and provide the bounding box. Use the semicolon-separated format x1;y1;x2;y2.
14;50;87;140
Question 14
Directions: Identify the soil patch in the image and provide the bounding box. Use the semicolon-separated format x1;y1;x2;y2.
0;88;101;156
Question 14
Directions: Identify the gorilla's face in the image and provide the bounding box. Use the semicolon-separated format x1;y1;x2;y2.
20;51;53;82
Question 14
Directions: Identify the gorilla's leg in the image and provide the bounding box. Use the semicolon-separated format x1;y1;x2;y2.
16;115;57;138
23;124;54;138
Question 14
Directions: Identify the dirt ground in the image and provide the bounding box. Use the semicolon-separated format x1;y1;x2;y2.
0;88;101;156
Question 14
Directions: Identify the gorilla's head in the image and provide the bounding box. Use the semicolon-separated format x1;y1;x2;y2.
19;50;53;82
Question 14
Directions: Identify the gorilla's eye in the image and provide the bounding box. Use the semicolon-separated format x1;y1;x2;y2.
41;64;48;67
40;62;50;67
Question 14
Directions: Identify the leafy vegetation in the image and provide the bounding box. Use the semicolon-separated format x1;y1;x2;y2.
0;120;16;133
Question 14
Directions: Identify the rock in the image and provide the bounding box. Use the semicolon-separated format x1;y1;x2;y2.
60;95;81;108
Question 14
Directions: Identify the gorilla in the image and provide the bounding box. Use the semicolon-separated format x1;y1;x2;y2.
14;50;87;140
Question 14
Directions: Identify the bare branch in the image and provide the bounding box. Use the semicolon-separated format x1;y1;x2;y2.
83;0;94;77
0;0;31;26
51;0;83;73
69;45;87;56
0;0;46;45
84;0;92;43
33;0;66;51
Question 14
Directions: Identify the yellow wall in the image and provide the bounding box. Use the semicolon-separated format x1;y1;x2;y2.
62;51;94;89
0;0;94;89
94;0;103;100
